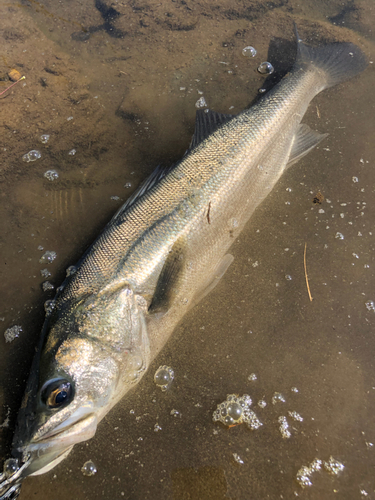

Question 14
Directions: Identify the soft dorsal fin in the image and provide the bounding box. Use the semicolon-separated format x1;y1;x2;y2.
287;123;328;167
189;109;235;150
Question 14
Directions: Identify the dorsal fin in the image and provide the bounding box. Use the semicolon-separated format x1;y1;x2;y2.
112;163;176;221
112;109;234;222
189;109;235;150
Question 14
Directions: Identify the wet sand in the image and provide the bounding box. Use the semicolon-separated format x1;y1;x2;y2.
0;0;374;498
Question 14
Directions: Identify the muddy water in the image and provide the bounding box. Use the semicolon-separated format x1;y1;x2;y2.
0;0;374;498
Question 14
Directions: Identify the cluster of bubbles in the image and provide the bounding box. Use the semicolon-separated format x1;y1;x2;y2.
195;96;207;109
39;250;57;264
40;134;50;144
365;300;375;312
42;281;54;292
296;457;344;488
278;416;291;439
44;299;56;315
40;268;51;278
44;169;59;181
154;365;174;392
22;150;41;162
4;325;22;344
212;394;262;430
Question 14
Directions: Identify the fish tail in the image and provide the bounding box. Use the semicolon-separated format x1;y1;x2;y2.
294;24;368;89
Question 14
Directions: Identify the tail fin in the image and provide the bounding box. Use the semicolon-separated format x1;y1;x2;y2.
294;24;368;89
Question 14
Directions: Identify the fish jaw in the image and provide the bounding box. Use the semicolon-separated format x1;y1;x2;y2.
21;413;97;476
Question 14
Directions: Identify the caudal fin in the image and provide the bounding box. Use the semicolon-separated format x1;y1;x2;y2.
295;25;368;89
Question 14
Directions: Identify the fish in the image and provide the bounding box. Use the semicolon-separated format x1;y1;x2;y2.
0;27;367;499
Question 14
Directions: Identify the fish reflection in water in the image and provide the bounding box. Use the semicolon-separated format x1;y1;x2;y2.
0;26;367;499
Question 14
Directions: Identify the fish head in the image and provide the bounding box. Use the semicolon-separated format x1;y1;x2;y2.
1;283;149;495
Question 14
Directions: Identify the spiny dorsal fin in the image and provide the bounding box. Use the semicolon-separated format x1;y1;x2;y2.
189;109;235;150
112;163;176;221
287;123;328;167
113;110;234;221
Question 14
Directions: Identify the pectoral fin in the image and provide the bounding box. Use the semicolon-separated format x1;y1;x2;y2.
287;124;328;167
148;237;187;314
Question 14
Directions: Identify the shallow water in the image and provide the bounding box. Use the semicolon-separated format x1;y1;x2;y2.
0;0;374;498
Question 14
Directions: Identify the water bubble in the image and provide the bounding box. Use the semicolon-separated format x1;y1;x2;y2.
124;182;132;188
111;196;120;201
285;275;292;281
352;176;358;183
170;409;180;417
257;62;274;75
233;453;244;465
44;169;59;181
154;423;162;432
258;88;266;94
40;134;50;144
242;46;257;58
42;281;54;292
22;150;41;162
257;400;267;409
67;116;73;121
195;96;207;109
365;301;375;312
248;373;257;381
40;268;51;278
81;460;97;477
154;365;174;391
68;149;76;156
291;387;299;393
4;325;22;343
39;250;57;264
66;265;77;277
227;402;243;421
335;232;344;240
3;458;19;478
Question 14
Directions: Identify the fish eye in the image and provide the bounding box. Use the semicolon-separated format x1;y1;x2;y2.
41;379;73;409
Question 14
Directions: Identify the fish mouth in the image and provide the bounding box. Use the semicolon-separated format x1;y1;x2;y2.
25;412;98;458
0;413;98;499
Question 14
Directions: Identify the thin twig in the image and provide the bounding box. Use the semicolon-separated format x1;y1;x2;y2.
0;76;25;97
304;242;313;302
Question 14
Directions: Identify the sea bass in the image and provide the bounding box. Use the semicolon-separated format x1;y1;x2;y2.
0;29;367;498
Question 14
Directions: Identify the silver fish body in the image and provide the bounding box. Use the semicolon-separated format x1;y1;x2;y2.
0;29;367;498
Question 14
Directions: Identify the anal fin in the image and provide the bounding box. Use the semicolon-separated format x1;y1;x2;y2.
287;123;328;167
